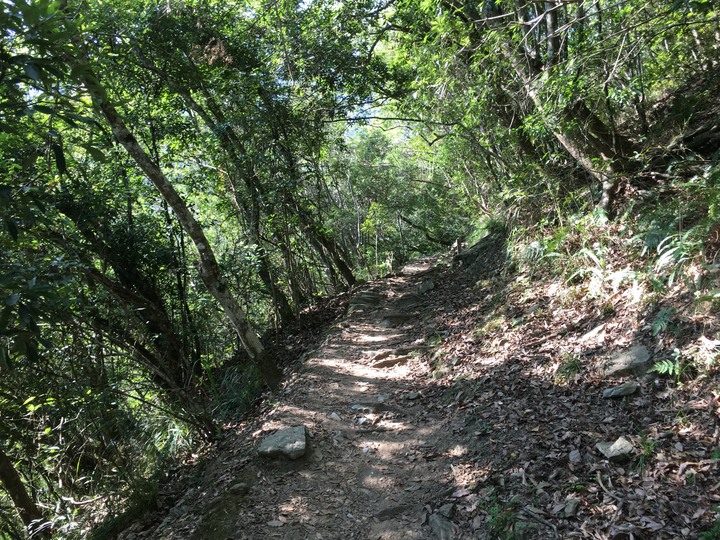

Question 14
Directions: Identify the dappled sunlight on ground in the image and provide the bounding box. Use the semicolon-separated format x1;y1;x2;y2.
126;253;720;539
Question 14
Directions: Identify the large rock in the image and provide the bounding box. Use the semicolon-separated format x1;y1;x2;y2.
602;345;651;377
350;291;383;305
258;426;307;460
348;290;384;314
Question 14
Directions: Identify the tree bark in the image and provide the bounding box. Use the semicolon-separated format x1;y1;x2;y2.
134;51;297;324
78;68;282;389
441;0;637;212
0;444;49;537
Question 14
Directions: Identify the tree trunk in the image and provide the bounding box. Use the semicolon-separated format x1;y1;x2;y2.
0;444;49;537
133;45;297;325
78;68;282;389
442;0;637;212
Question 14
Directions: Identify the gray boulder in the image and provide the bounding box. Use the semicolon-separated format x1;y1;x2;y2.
602;345;651;377
258;426;307;460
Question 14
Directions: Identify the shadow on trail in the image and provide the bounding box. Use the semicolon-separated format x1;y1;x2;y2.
148;257;718;540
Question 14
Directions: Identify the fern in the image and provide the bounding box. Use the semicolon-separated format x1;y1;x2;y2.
650;358;679;376
652;307;675;336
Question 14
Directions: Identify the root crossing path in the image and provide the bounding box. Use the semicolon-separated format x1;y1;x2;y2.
144;258;471;540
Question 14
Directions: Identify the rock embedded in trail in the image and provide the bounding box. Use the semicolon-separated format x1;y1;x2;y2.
429;504;458;539
392;294;423;310
380;312;416;328
602;380;639;398
602;345;651;377
370;354;411;368
374;504;413;521
564;497;582;517
229;482;249;495
257;425;308;460
348;290;384;313
416;279;435;295
596;436;634;462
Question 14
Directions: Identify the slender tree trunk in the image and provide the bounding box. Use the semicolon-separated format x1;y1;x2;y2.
442;0;637;212
133;45;296;324
78;68;282;389
0;444;49;537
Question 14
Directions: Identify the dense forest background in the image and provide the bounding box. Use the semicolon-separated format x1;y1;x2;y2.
1;0;719;537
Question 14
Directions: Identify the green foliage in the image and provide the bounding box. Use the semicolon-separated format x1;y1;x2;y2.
556;353;582;383
86;477;159;540
636;433;657;473
212;364;264;420
652;307;677;336
1;0;719;533
700;513;720;540
650;349;694;384
477;494;529;539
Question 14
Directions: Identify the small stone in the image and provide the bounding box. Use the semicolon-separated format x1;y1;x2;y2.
429;512;458;539
229;482;249;495
380;312;415;328
407;391;421;400
596;436;634;462
438;503;454;518
564;497;581;517
258;425;307;460
416;279;435;295
351;403;380;413
371;355;411;368
580;324;606;343
568;449;582;463
602;381;639;398
329;412;342;421
374;504;412;520
371;350;393;361
169;504;187;518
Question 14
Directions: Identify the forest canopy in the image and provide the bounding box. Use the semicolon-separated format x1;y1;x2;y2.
1;0;718;536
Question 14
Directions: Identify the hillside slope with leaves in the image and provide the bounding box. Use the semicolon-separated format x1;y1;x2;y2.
104;223;720;539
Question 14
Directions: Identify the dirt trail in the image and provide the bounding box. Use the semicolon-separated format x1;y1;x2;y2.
120;252;720;540
138;258;460;540
237;258;449;540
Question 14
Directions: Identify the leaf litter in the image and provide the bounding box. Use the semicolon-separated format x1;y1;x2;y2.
115;250;720;539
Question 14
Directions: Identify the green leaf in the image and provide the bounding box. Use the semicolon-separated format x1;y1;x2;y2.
0;345;10;371
31;104;55;115
51;143;67;174
82;144;106;162
4;218;19;240
0;306;11;331
23;62;42;81
22;396;37;407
